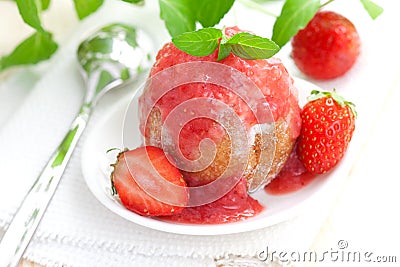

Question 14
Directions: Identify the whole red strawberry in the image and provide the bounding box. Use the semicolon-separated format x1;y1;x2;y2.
297;90;356;174
111;146;189;216
292;11;361;80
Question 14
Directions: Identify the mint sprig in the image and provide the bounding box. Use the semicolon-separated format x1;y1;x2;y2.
226;32;280;59
217;36;232;61
172;28;222;57
172;28;279;60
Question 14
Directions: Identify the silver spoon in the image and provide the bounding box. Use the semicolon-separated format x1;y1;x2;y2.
0;23;154;267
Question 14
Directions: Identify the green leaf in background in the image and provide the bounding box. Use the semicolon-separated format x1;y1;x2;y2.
190;0;235;27
226;32;280;59
73;0;104;20
251;0;281;2
16;0;45;32
159;0;196;37
120;0;145;4
272;0;320;47
40;0;51;11
0;31;58;71
360;0;383;19
172;28;222;56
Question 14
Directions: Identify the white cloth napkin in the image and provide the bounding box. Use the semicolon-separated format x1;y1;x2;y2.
0;0;396;266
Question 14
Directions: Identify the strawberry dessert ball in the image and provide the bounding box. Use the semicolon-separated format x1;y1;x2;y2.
139;27;301;191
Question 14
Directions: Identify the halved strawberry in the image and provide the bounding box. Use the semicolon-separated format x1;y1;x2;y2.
111;146;189;216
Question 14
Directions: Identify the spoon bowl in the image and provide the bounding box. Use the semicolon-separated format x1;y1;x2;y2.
77;23;154;106
0;23;154;267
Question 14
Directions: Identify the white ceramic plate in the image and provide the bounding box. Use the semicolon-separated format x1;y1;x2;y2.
81;78;348;235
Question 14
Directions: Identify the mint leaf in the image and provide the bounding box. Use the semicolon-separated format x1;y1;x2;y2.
226;32;280;59
73;0;104;20
16;0;45;32
272;0;320;47
190;0;235;27
159;0;196;37
360;0;383;19
0;31;58;71
172;28;222;56
217;38;232;61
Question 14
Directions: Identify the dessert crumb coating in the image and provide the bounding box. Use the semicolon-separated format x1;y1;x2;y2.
139;27;301;192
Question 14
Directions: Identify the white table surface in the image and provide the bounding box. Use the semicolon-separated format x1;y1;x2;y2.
1;0;399;266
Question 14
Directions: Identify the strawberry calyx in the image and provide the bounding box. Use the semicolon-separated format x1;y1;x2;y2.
307;89;357;117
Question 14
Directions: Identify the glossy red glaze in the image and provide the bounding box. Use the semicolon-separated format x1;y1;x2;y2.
161;178;264;224
265;148;316;195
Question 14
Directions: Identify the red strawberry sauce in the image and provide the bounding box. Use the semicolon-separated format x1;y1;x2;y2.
161;150;316;224
265;148;317;195
161;177;264;224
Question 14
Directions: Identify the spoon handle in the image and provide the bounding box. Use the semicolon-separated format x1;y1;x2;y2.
0;105;91;267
